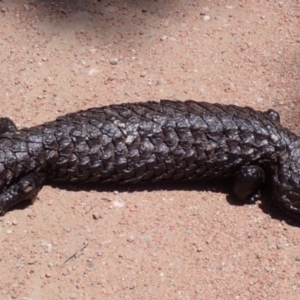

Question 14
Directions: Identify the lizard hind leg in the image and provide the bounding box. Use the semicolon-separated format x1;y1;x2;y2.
0;172;46;216
234;165;265;204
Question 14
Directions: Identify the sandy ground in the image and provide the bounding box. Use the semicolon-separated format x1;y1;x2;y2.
0;0;299;299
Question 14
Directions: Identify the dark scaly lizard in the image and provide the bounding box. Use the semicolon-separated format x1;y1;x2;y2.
0;100;299;221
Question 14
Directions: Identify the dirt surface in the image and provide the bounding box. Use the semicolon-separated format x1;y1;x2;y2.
0;0;299;299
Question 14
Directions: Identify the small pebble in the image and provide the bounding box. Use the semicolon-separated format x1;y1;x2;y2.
81;60;87;66
86;261;94;269
257;97;263;103
105;6;117;13
203;15;210;21
92;212;102;220
295;255;300;261
88;68;99;76
109;58;118;65
113;200;125;208
46;243;53;253
6;229;12;234
127;235;135;243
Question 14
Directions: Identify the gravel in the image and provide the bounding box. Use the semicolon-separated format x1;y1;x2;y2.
0;0;299;299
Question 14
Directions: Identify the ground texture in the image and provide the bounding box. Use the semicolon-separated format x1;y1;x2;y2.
0;0;299;299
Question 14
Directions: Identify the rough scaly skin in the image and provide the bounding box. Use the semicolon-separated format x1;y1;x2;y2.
0;100;299;221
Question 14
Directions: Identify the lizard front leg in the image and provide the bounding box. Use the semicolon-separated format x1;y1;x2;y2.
0;172;46;216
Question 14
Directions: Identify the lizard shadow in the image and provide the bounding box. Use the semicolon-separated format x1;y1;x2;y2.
11;178;298;227
44;179;299;227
